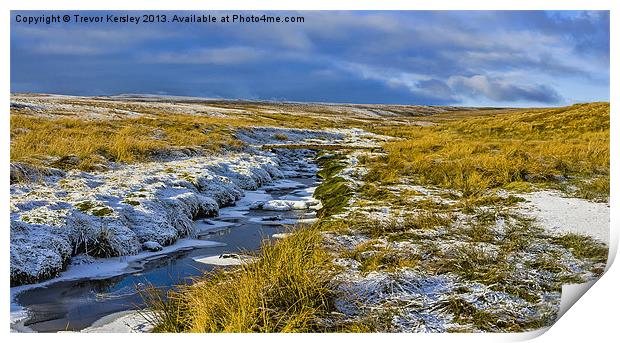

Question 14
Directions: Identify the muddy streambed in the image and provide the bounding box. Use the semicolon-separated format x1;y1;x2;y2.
11;174;319;333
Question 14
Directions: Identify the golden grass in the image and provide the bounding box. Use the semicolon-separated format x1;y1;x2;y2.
365;103;609;200
10;113;251;170
144;225;336;332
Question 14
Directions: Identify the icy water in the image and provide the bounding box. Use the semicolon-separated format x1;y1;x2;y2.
12;176;318;332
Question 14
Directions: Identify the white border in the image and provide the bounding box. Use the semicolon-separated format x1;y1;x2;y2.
2;1;617;342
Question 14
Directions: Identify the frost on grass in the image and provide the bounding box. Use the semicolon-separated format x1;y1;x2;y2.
317;136;608;332
10;149;292;286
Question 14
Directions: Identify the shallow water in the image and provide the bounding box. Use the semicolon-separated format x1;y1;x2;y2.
13;176;318;332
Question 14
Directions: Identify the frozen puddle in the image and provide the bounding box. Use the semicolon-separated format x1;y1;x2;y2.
11;174;320;332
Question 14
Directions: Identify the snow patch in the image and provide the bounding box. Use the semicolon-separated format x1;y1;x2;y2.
81;310;153;333
518;190;609;244
193;253;258;266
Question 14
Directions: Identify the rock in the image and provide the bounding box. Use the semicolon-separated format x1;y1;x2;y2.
142;241;163;252
262;215;284;221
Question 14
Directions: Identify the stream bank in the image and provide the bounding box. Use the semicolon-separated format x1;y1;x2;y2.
11;151;320;332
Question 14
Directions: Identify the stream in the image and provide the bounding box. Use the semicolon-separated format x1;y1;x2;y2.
11;156;319;332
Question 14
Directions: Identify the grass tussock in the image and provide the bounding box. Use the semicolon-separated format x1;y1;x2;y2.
365;103;609;200
344;241;419;273
144;225;336;332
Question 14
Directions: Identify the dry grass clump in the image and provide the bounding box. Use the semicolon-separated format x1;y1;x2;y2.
144;225;336;332
365;103;609;200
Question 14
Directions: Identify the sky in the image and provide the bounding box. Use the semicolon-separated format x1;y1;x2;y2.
10;11;610;107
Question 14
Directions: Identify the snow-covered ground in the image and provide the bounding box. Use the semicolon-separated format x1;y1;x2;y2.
81;311;153;333
518;190;610;245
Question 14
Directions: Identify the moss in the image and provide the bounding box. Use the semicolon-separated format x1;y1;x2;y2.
91;207;114;217
316;154;346;179
75;200;96;212
122;199;141;206
314;176;352;217
314;154;353;217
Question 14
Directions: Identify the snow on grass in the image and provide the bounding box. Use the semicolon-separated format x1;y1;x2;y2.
10;149;286;286
250;183;321;212
236;127;344;146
